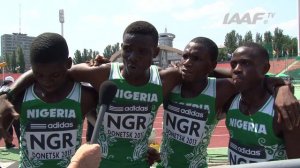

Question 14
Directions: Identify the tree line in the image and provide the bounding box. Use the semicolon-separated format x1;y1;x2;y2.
1;46;25;73
219;27;298;62
72;43;120;64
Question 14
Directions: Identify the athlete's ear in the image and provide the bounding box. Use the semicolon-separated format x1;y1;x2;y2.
211;60;217;72
153;46;160;59
65;57;72;69
263;62;270;75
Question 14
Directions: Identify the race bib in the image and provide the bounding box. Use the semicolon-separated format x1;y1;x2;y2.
25;119;78;160
229;139;266;165
164;101;208;146
103;103;152;139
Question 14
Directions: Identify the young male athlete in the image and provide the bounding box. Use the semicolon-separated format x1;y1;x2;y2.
157;37;299;168
226;43;300;165
10;33;98;167
1;22;298;168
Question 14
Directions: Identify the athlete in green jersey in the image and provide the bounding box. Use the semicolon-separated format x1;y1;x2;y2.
68;21;181;168
226;43;300;165
1;23;299;168
12;33;98;168
157;37;299;168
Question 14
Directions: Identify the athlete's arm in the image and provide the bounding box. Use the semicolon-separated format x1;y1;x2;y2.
273;85;300;130
0;91;24;141
159;67;182;99
209;67;231;78
68;63;111;92
274;113;300;158
81;85;98;118
216;78;238;120
9;70;35;101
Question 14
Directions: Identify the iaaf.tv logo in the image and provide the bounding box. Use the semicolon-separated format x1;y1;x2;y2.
223;12;275;24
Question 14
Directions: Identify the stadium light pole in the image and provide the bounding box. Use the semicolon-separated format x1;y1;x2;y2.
59;9;64;37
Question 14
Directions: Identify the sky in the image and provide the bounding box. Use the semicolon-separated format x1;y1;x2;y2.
0;0;299;57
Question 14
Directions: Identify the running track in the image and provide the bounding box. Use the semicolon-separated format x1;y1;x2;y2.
0;107;228;148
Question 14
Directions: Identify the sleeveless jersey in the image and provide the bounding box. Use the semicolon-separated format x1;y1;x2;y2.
159;78;218;168
19;82;83;168
226;94;287;165
98;62;163;168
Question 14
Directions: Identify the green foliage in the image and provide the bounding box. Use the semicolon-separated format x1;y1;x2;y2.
11;51;17;73
222;28;297;61
255;33;263;44
103;43;120;59
16;46;25;73
217;48;228;61
243;31;253;43
273;27;284;58
72;49;99;65
224;30;238;54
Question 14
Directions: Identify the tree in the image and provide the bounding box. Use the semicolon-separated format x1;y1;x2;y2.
224;30;238;54
72;49;99;64
217;48;228;61
282;36;298;57
243;31;253;43
73;50;83;64
263;31;273;58
255;33;263;44
103;43;120;59
16;46;25;73
11;51;17;73
4;53;11;72
236;33;243;46
93;51;99;59
273;27;284;57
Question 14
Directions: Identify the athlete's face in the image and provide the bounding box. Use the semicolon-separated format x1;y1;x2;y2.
121;33;159;77
181;42;216;82
31;58;72;94
230;47;268;91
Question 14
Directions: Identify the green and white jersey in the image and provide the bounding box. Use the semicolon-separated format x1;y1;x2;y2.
159;78;218;168
226;94;287;165
98;62;163;168
19;82;83;168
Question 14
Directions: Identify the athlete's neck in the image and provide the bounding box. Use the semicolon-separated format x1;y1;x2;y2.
34;79;74;103
181;77;208;98
121;68;150;86
240;82;270;115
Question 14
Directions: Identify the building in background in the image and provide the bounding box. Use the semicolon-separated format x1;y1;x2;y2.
1;33;35;70
110;29;182;69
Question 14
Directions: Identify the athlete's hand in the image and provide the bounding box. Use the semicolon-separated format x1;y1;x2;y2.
0;95;18;131
87;55;110;67
68;144;101;168
146;146;160;166
274;85;300;130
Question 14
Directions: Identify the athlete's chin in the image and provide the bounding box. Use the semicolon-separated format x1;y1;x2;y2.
182;74;194;82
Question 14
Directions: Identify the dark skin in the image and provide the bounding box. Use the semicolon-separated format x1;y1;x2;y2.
12;57;98;123
230;46;300;158
179;42;236;114
68;33;181;100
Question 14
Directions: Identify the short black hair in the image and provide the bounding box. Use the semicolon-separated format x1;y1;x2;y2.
123;21;158;46
30;32;69;64
190;37;218;61
241;42;269;62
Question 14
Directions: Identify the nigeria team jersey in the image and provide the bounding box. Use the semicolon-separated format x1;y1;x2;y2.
19;82;83;168
159;78;218;168
98;62;163;168
226;94;287;165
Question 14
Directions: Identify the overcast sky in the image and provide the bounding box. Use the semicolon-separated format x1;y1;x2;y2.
1;0;299;56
